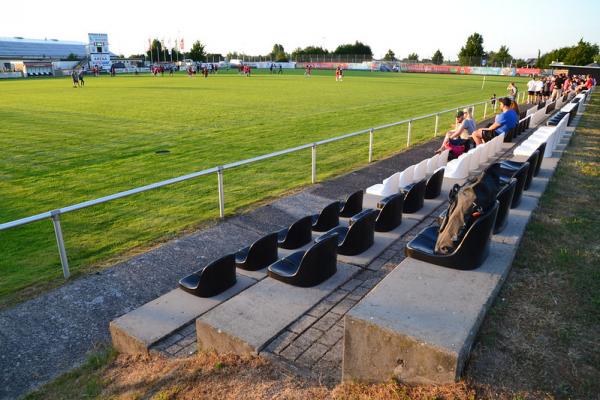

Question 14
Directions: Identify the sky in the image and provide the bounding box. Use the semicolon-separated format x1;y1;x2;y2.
1;0;599;60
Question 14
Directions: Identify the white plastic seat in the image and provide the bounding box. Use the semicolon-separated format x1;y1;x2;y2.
477;143;489;163
413;159;428;181
467;147;481;171
513;144;538;157
366;172;400;197
494;134;505;153
426;155;439;175
398;165;415;187
484;141;495;161
444;152;471;179
530;127;558;151
437;149;450;168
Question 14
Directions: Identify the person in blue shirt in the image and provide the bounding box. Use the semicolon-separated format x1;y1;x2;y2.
472;97;518;145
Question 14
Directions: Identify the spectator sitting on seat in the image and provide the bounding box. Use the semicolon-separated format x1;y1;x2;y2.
585;74;594;90
472;97;518;145
435;110;475;154
462;107;476;134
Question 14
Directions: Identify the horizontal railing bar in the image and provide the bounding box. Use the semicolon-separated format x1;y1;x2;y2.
372;119;410;131
223;143;314;169
316;128;372;145
0;97;498;232
0;166;220;230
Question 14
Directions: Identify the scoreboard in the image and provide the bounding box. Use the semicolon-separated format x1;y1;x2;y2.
88;33;111;69
88;33;109;53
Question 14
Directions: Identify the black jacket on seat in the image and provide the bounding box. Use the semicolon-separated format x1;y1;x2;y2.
405;201;499;270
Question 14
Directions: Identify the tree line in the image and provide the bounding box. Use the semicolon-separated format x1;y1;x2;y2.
132;35;599;67
456;33;599;68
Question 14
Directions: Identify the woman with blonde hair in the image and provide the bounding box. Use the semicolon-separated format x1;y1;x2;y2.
461;107;476;140
435;109;477;156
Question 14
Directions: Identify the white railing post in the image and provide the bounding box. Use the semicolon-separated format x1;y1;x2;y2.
50;211;70;279
217;166;225;218
434;113;439;136
472;104;476;120
407;120;412;147
493;100;497;113
368;129;374;163
483;102;488;118
311;144;317;184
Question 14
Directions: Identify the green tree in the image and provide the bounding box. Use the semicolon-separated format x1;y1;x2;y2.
303;46;328;55
564;39;599;65
537;39;599;68
291;46;329;60
187;40;206;62
458;32;485;66
65;53;80;61
146;39;163;62
407;53;419;61
490;45;512;66
383;49;396;61
432;49;444;65
170;48;184;61
270;43;284;55
334;41;373;58
269;43;288;61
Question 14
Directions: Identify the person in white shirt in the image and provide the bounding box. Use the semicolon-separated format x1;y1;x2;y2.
526;77;537;104
534;79;544;103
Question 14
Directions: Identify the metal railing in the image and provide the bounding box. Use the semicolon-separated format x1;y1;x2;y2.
0;97;501;279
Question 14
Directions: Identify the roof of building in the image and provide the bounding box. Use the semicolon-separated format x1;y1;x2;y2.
0;37;87;59
550;62;600;70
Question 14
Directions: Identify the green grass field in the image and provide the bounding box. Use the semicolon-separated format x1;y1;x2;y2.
0;69;529;306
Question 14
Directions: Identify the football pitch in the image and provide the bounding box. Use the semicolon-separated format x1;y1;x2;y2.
0;69;528;305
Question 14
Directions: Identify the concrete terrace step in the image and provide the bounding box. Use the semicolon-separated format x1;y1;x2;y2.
110;276;255;355
196;262;360;354
341;109;583;384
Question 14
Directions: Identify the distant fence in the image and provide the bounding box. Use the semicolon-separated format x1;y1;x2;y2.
0;95;526;279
